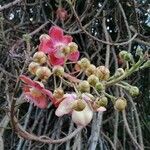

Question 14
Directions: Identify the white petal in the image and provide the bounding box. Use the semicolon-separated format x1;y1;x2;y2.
72;105;93;126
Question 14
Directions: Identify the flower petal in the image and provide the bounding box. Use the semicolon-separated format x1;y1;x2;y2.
97;107;106;112
63;35;73;44
48;52;65;66
38;38;54;54
72;105;93;126
25;92;47;109
20;75;35;86
68;51;80;62
55;93;77;116
49;26;63;41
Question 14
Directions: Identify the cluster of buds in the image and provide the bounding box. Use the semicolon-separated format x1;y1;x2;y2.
20;27;147;128
28;51;51;80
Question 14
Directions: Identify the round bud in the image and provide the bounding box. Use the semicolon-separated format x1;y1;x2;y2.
87;75;99;86
53;88;64;99
96;66;110;80
79;58;90;70
39;34;50;41
124;52;133;62
36;66;51;80
119;51;133;62
68;42;78;53
85;64;96;76
95;82;105;91
114;68;125;77
62;46;70;55
28;62;40;75
129;86;139;96
119;51;128;59
96;96;108;107
114;98;127;111
72;99;86;111
52;65;64;76
78;80;90;93
33;51;47;64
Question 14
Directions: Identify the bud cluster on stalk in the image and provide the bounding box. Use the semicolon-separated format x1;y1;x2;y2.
21;26;149;128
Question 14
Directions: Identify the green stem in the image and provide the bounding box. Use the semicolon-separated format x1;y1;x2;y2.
106;58;144;87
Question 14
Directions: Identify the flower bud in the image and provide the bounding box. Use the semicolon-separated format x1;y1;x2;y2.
72;105;93;126
114;68;125;77
52;65;64;76
96;96;108;107
53;88;64;99
72;99;86;111
129;86;139;96
119;51;133;62
79;58;90;70
87;75;99;86
119;51;128;59
62;46;70;55
78;80;90;93
95;82;105;91
85;64;96;76
28;62;40;75
39;34;50;41
36;66;51;80
114;98;127;111
96;66;110;80
68;42;78;53
136;46;143;56
33;51;47;64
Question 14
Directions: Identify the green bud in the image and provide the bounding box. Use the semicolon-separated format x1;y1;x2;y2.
114;68;125;77
87;75;99;86
114;97;127;111
52;66;64;76
79;58;90;70
119;51;133;62
136;46;143;56
95;82;105;91
96;96;108;107
129;86;139;96
78;80;90;93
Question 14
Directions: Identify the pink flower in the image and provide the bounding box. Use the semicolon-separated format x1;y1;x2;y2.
19;75;53;109
56;8;68;21
55;93;93;126
38;26;80;66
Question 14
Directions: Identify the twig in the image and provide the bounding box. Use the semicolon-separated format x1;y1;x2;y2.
0;0;22;11
122;110;143;150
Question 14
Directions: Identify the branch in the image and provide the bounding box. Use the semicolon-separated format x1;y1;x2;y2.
0;0;22;12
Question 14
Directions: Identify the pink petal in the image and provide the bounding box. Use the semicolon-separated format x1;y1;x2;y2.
55;99;73;117
41;89;53;100
48;52;65;66
20;75;46;91
63;35;73;44
38;39;54;54
20;75;35;86
55;93;77;116
68;51;80;62
49;26;63;41
25;92;48;109
97;107;106;112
